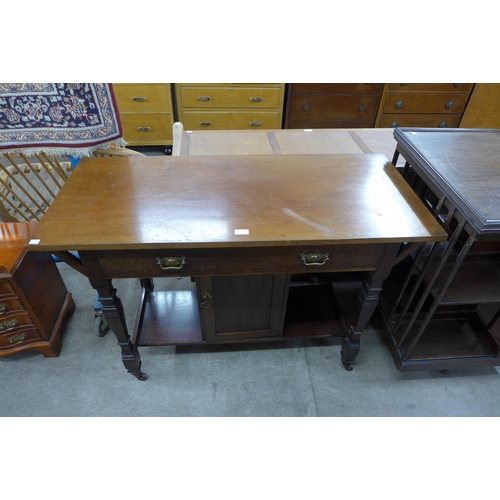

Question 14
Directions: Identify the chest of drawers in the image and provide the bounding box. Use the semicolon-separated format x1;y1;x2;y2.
175;83;285;130
113;83;174;146
375;83;475;128
284;83;383;129
0;222;75;357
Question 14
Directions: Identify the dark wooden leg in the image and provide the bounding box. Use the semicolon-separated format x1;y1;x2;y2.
81;252;148;380
341;244;400;370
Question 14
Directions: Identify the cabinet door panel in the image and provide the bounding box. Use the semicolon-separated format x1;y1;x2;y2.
197;274;289;342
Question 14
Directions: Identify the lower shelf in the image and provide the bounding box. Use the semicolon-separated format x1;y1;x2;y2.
133;280;356;347
385;314;500;371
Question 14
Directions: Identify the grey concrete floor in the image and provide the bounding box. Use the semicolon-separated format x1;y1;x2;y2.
2;262;500;417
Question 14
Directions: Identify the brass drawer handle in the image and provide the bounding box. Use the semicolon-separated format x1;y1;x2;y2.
0;318;18;331
249;122;262;127
7;332;26;344
199;122;213;126
198;96;211;101
156;256;186;270
137;127;151;131
300;252;330;266
132;97;147;101
395;100;404;109
0;303;6;314
249;97;263;102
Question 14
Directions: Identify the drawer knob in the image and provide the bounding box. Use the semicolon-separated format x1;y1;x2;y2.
446;101;454;109
199;122;213;126
390;122;398;128
249;122;262;127
0;318;18;331
453;83;461;87
200;291;212;309
7;332;25;344
156;256;186;271
302;103;310;111
0;302;6;314
300;252;330;266
249;97;263;102
132;97;147;101
198;96;212;101
395;100;404;109
401;83;409;86
358;104;366;112
137;127;151;131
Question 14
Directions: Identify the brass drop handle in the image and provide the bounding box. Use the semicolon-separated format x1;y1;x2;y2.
0;302;6;314
0;318;18;330
132;97;147;101
8;332;25;344
199;122;213;126
249;97;263;102
137;127;151;131
300;252;330;266
198;96;211;101
156;256;186;270
200;291;212;309
446;101;454;109
249;122;262;127
395;100;404;109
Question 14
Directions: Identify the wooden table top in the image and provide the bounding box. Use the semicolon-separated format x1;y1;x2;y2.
394;128;500;233
28;154;446;252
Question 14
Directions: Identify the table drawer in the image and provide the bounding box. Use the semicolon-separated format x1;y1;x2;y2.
387;83;474;93
379;113;462;128
121;113;173;144
179;86;282;109
0;297;26;317
287;94;380;121
0;280;15;297
96;244;386;279
383;93;469;114
291;83;383;95
181;111;281;130
0;326;41;348
114;84;172;112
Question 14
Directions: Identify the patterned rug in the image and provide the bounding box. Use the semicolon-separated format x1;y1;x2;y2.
0;83;125;158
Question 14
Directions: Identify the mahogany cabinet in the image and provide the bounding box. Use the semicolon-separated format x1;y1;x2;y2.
284;83;383;129
0;222;75;357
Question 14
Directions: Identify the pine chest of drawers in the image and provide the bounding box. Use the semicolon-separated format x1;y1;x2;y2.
113;83;174;146
175;83;285;130
0;222;75;357
375;83;475;128
284;83;384;129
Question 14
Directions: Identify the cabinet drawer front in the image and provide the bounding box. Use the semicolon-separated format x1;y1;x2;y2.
383;93;469;114
113;84;171;112
181;111;281;130
0;312;34;335
96;244;386;279
0;297;25;317
179;87;282;109
121;114;173;144
387;83;474;93
287;95;380;121
0;280;15;297
291;83;383;95
379;114;461;128
0;326;41;348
